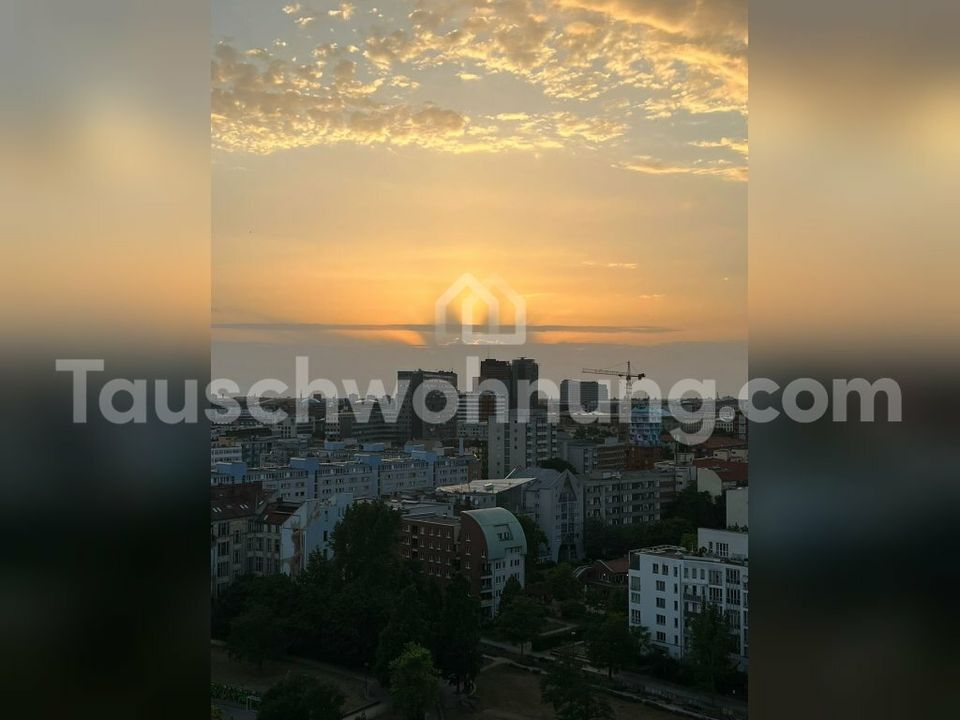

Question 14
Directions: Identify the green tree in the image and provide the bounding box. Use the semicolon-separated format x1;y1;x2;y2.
586;613;638;678
227;602;289;673
498;575;523;615
257;673;345;720
497;596;546;656
389;643;439;720
665;486;723;529
436;574;481;692
687;602;738;691
516;514;548;581
547;563;582;602
541;649;614;720
375;584;430;685
333;501;402;584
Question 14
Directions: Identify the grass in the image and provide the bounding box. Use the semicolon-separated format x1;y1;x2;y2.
210;644;369;713
443;663;689;720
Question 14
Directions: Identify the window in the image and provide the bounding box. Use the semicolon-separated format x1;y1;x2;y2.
656;631;666;642
656;598;665;608
656;580;666;592
656;614;666;625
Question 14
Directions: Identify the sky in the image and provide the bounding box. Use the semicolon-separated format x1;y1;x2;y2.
211;0;747;395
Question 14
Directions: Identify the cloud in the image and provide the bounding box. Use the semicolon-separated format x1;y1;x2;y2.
581;261;639;269
281;3;301;15
689;137;748;156
618;155;747;181
211;42;627;154
328;3;354;21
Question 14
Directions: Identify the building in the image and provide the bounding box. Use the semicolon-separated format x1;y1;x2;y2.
630;401;663;447
627;532;749;670
577;556;630;588
487;409;559;478
398;506;527;617
562;437;628;475
560;380;607;413
212;487;354;596
211;439;243;468
279;494;353;573
517;468;584;562
211;482;266;598
397;369;459;442
510;357;540;409
583;469;677;526
725;487;748;529
290;457;376;499
434;476;534;513
694;458;748;499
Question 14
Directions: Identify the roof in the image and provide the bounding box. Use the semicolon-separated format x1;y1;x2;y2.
693;458;748;485
701;436;747;450
211;482;264;520
461;507;527;560
596;556;630;575
435;477;533;494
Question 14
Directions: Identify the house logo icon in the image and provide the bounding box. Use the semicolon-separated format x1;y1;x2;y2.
435;273;526;345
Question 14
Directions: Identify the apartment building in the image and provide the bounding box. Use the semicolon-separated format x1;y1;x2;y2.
628;529;749;670
398;506;526;617
583;469;678;526
211;482;265;598
212;486;353;597
561;437;628;475
290;457;376;499
517;468;584;562
487;409;559;478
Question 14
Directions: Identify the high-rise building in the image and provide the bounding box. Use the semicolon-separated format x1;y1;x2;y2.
560;379;607;413
487;409;558;478
510;357;539;409
397;369;459;442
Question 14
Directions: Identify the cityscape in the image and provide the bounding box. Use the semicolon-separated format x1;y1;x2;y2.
211;1;747;718
211;356;749;720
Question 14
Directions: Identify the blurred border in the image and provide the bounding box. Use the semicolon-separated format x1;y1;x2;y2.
750;0;960;717
1;2;210;719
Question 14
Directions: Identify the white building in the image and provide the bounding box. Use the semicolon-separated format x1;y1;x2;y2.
517;468;584;563
290;457;376;499
211;442;243;468
628;537;749;670
279;494;353;573
487;410;559;478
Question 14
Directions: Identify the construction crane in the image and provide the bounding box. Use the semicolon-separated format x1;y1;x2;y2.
582;360;645;383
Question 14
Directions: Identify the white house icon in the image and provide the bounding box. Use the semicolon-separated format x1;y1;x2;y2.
434;273;526;345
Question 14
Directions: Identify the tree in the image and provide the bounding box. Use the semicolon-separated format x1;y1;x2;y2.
375;584;430;685
497;596;546;656
498;575;523;615
257;673;345;720
389;643;439;720
541;649;614;720
227;602;289;673
665;486;723;529
516;514;548;581
586;613;638;678
332;501;402;584
687;602;738;691
435;574;481;692
547;563;582;602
